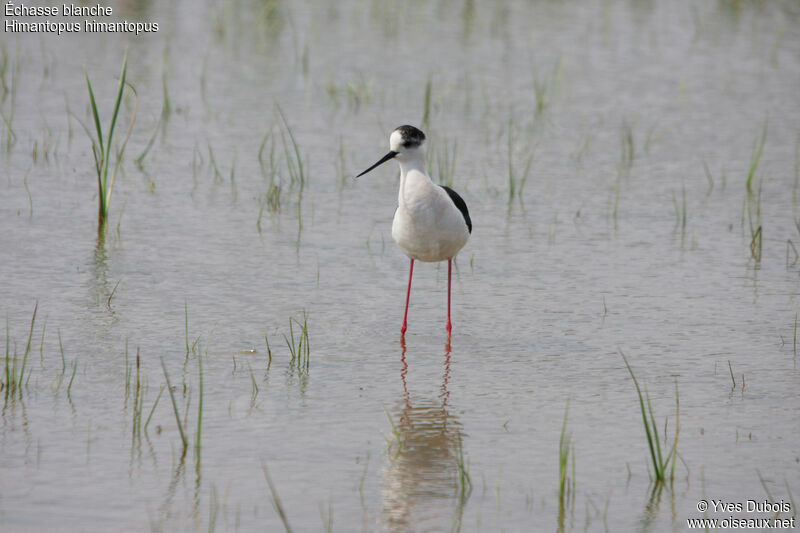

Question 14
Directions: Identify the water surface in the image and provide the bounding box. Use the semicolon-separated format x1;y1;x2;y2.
1;1;799;531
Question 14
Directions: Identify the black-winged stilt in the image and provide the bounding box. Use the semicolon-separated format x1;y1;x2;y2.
357;125;472;336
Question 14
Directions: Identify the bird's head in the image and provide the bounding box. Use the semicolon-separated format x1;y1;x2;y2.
389;125;426;162
356;125;426;178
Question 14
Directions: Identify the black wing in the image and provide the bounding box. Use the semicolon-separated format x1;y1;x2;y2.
440;185;472;234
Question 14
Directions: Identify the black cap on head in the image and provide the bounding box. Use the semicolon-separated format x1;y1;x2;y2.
394;125;426;149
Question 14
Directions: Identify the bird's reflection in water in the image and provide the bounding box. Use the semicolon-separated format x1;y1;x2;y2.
381;338;467;531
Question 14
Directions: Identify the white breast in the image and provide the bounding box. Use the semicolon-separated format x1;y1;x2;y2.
392;169;470;262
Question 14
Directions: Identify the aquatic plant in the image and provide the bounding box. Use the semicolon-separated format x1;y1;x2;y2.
247;362;259;406
671;183;687;233
256;126;282;233
276;105;305;188
383;409;405;460
454;433;472;502
747;184;762;263
727;360;736;390
619;120;634;172
0;43;20;154
703;161;714;195
67;358;77;399
135;67;171;167
621;351;679;485
433;137;458;189
421;78;432;130
85;50;136;224
263;462;293;533
284;312;310;372
507;119;533;204
144;385;164;435
264;333;273;371
746;116;768;193
558;398;575;512
740;117;768;263
161;357;188;452
131;349;143;443
3;303;37;402
184;301;190;357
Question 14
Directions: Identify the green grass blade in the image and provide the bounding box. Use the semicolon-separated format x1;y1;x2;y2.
102;50;129;209
276;104;304;186
421;78;432;130
4;316;10;400
196;351;202;452
621;351;661;481
558;398;571;505
197;329;211;453
58;327;65;375
67;359;77;398
18;301;37;399
85;72;104;157
86;75;106;218
263;462;293;533
144;384;164;434
645;391;664;479
668;380;680;482
184;301;189;356
746;116;768;192
161;357;188;451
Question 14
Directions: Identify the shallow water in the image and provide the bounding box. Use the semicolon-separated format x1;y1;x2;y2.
1;0;799;531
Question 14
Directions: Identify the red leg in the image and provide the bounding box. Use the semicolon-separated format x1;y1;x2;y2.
446;259;452;335
401;259;414;335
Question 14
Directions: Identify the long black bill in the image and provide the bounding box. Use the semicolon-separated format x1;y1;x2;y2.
356;151;398;178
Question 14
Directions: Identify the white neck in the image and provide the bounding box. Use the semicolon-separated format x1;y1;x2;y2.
397;154;432;207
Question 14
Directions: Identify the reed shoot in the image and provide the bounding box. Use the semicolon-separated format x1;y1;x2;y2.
506;120;533;204
144;385;164;434
421;78;432;130
195;362;202;445
621;351;678;485
454;433;472;503
67;358;77;399
558;398;574;511
18;301;37;399
131;349;143;443
3;303;37;402
85;50;136;224
276;105;305;188
161;357;188;452
248;362;259;406
434;137;458;189
746;116;768;193
283;312;310;372
184;301;189;356
263;462;293;533
264;333;273;371
58;327;65;376
619;120;634;171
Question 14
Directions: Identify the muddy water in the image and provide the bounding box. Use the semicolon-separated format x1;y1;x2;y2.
1;1;799;531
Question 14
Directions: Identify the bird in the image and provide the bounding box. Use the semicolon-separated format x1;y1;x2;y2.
356;125;472;336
